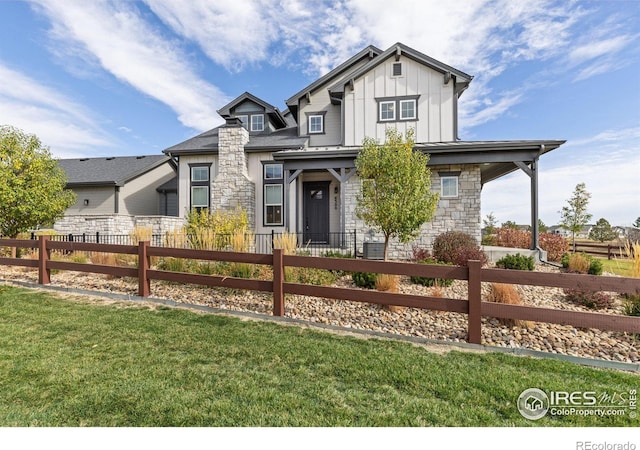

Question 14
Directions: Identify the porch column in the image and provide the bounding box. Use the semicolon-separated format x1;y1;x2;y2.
515;154;540;251
285;169;302;231
327;168;356;233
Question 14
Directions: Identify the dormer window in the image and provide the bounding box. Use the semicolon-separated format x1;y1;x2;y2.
250;114;264;132
237;115;248;129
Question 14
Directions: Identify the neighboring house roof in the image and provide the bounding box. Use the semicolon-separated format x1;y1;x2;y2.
217;91;287;128
328;42;473;99
58;155;175;187
163;125;307;156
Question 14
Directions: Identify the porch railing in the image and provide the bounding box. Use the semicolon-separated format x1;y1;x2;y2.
29;230;357;257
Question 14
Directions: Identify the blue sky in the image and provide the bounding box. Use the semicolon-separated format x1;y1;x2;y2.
0;0;638;227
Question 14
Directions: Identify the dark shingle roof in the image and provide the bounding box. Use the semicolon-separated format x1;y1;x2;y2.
58;155;174;187
163;126;307;155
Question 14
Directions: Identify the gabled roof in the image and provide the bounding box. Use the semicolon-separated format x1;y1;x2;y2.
58;155;175;187
217;92;287;128
328;42;473;98
285;45;383;116
163;125;307;156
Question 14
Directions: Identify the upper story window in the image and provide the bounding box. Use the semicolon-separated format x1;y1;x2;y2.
379;101;396;121
306;111;327;135
250;114;264;132
392;62;402;77
400;99;416;120
377;95;420;123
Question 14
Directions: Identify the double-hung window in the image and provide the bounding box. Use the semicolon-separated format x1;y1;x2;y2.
190;164;211;210
250;114;264;132
263;163;284;226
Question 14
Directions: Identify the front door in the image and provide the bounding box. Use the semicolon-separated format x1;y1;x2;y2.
303;181;330;244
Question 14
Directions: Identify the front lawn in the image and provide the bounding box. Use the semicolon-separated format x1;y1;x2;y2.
0;285;637;427
598;257;635;277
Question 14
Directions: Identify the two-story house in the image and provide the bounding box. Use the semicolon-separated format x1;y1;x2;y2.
164;42;564;257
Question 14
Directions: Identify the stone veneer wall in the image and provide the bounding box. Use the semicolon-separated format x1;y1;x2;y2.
212;121;255;228
54;215;185;236
343;164;482;259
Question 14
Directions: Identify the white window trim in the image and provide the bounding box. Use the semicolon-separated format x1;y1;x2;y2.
308;115;324;134
191;186;209;208
379;101;396;121
250;114;264;132
440;176;459;198
264;184;283;226
264;163;283;180
399;99;416;120
191;166;209;182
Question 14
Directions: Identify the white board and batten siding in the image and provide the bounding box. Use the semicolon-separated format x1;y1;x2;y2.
344;56;455;146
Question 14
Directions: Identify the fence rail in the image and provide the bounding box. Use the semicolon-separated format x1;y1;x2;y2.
574;241;633;259
1;237;639;345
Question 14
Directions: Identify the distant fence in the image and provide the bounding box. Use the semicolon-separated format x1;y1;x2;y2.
1;236;639;345
28;231;357;258
574;242;633;260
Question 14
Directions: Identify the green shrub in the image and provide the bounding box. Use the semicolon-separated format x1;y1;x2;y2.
622;294;640;316
292;267;337;286
432;231;478;264
496;253;534;271
352;271;377;289
564;289;613;310
157;257;192;273
561;253;570;268
410;258;454;287
588;258;603;276
229;263;256;279
322;250;353;259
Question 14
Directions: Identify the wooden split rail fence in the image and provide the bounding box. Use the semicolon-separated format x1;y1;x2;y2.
1;236;639;344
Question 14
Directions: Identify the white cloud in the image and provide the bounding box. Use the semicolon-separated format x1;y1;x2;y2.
32;0;229;131
0;62;113;157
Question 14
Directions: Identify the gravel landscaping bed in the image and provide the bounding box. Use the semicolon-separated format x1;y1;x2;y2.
1;263;638;363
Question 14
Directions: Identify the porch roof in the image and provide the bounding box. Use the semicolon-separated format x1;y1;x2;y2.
273;139;565;185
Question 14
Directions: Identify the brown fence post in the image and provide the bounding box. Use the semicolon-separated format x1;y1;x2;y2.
138;241;150;297
467;260;482;345
38;235;51;285
273;248;285;316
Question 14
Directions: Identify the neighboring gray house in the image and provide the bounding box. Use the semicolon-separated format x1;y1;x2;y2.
54;155;181;236
164;42;565;257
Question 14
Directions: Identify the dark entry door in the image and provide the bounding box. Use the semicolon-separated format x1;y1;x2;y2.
303;181;330;244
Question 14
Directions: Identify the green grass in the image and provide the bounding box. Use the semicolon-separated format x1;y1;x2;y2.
0;285;638;427
597;257;635;277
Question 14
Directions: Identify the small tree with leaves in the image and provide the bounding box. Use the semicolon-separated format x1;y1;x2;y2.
559;182;592;252
0;126;76;240
589;218;617;242
355;128;439;260
501;220;518;229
